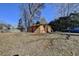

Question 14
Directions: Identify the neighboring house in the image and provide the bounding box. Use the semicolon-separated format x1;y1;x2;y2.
0;24;10;32
8;26;20;32
9;28;20;32
0;24;20;33
28;18;53;33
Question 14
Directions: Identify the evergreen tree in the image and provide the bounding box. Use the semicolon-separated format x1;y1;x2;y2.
18;18;24;32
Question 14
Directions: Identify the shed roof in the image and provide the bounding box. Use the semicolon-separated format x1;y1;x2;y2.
40;17;47;24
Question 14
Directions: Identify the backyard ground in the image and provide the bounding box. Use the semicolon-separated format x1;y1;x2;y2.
0;32;79;56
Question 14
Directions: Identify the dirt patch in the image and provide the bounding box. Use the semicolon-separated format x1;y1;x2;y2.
0;32;79;56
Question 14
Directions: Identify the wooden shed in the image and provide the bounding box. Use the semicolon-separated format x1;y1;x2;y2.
28;17;53;33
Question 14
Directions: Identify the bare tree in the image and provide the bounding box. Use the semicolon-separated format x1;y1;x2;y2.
58;3;79;17
20;3;44;31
